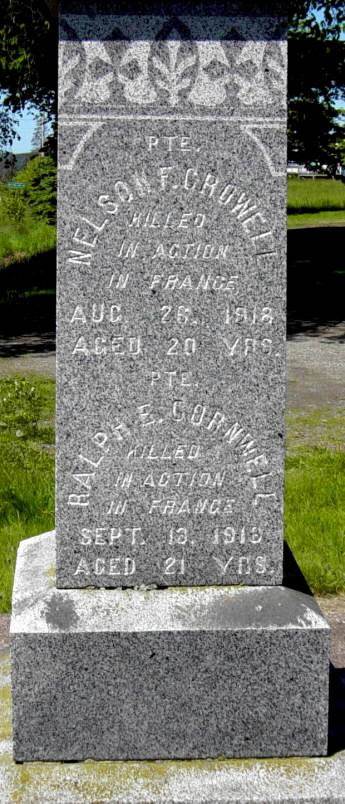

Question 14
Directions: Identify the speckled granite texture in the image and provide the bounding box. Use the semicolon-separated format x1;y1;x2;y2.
3;650;345;802
0;632;342;802
61;1;287;14
11;532;330;761
56;2;287;588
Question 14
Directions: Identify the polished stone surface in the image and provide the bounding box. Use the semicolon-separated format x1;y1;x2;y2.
11;533;329;761
56;3;287;588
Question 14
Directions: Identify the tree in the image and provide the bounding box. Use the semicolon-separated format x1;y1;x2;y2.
15;155;57;222
0;0;57;158
0;1;344;168
288;37;344;168
289;1;344;40
288;2;345;169
31;113;48;152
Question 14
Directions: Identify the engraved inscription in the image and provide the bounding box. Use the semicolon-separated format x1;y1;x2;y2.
57;105;285;587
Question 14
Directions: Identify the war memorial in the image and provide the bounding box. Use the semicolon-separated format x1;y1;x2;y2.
3;2;343;801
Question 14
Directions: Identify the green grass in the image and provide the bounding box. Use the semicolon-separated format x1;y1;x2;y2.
285;407;345;594
288;209;345;228
285;449;345;594
287;177;345;213
0;376;55;612
287;177;345;228
0;217;56;265
286;407;345;452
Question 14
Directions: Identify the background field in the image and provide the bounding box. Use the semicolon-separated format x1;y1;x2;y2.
288;177;345;227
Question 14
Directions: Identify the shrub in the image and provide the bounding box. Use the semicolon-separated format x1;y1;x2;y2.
16;155;57;222
0;186;27;223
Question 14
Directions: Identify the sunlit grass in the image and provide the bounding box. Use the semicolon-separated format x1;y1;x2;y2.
288;209;345;227
0;376;55;612
0;218;56;265
285;448;345;594
288;177;345;213
285;406;345;594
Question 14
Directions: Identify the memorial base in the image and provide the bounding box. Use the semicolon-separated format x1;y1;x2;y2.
11;532;330;762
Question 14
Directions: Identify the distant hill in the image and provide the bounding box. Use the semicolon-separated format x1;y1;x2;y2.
0;151;38;180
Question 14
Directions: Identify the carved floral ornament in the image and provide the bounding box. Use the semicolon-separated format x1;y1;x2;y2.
59;17;287;110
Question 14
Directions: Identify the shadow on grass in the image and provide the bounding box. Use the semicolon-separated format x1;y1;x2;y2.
287;226;345;339
0;249;56;356
0;229;345;349
288;205;345;215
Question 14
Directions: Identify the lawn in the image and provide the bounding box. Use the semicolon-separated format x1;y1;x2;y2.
285;407;345;594
288;209;345;228
0;375;344;610
285;448;345;594
288;177;345;228
0;216;56;266
0;376;55;612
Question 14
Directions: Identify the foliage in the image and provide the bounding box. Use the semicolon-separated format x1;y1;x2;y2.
0;108;17;168
0;186;27;222
0;0;57;158
288;3;345;169
289;96;344;170
15;155;57;222
0;2;344;167
31;112;48;151
288;1;344;40
0;375;55;613
0;157;56;263
0;215;56;264
288;39;345;168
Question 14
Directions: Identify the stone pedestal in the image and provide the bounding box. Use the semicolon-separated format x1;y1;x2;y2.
11;532;329;761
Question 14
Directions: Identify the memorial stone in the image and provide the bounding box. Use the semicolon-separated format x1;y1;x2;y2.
10;0;330;767
56;0;288;588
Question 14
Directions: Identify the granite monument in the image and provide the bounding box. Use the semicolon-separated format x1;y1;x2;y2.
56;3;287;589
11;0;330;765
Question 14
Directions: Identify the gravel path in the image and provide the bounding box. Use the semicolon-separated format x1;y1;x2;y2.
288;323;345;409
0;333;55;378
